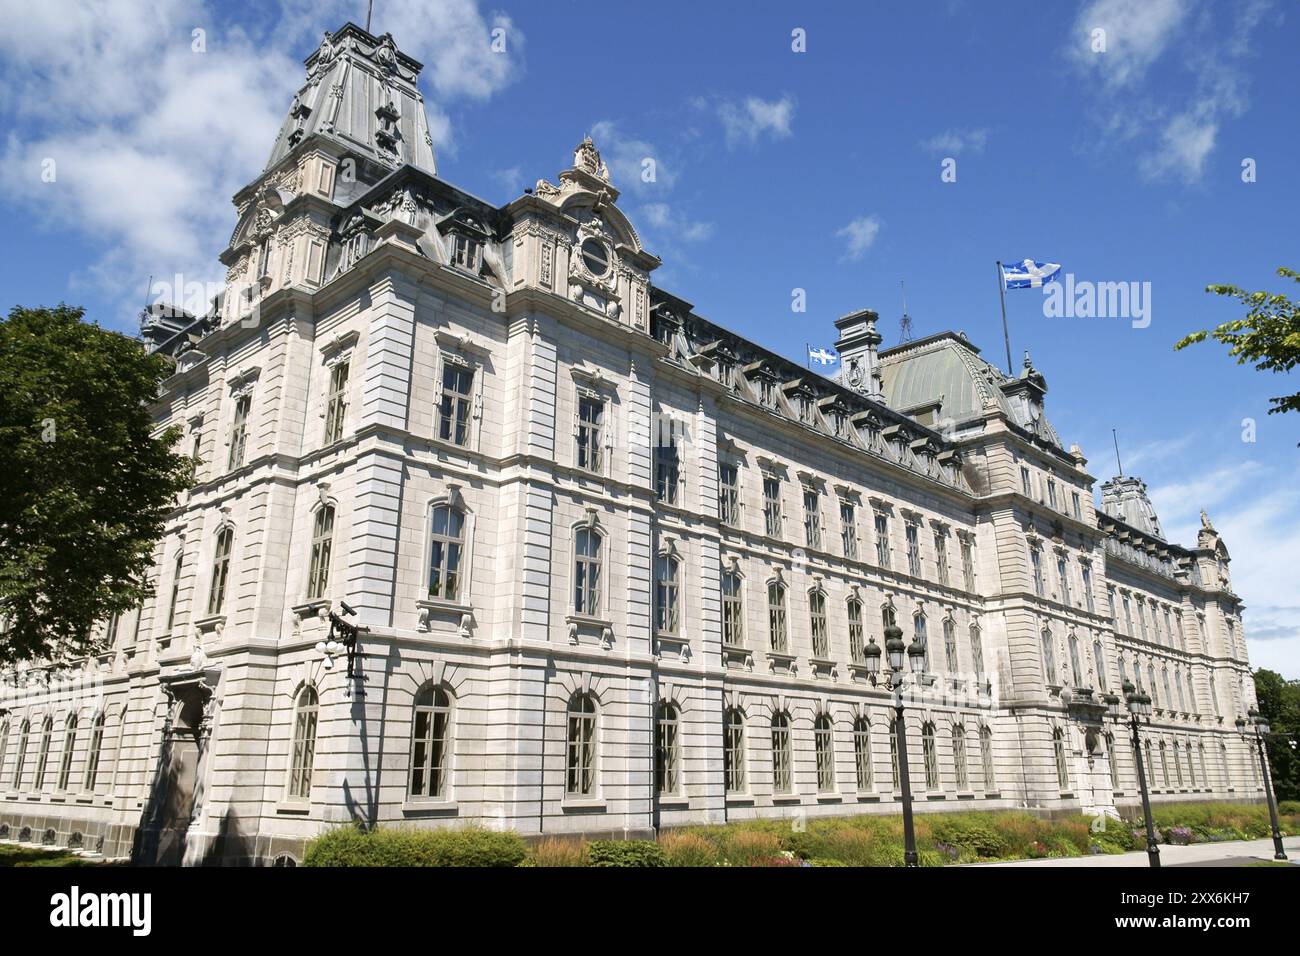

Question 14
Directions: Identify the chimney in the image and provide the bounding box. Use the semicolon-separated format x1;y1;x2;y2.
834;308;883;400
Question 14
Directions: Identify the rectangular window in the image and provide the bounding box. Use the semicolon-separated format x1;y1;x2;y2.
762;477;782;537
809;591;828;658
847;599;864;663
839;501;858;560
768;583;787;653
1071;491;1082;519
1082;565;1095;613
1057;554;1071;605
323;359;349;445
438;361;474;446
1123;594;1133;635
802;488;821;550
718;462;739;526
227;393;251;470
934;532;949;586
721;571;743;646
1031;546;1044;597
905;522;922;577
655;419;680;505
306;506;336;601
1020;466;1031;497
1047;478;1058;510
874;512;891;568
961;536;975;592
576;395;604;474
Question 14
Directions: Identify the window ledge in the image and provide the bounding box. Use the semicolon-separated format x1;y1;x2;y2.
816;793;842;803
724;794;755;806
855;792;881;802
193;613;227;635
771;794;801;804
656;797;690;809
925;794;947;801
561;798;606;813
402;799;459;816
418;600;475;637
276;800;312;815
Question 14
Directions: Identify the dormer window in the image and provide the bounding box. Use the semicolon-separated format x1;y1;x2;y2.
797;392;814;424
438;209;490;274
759;378;775;408
257;240;273;279
452;233;480;270
580;238;610;276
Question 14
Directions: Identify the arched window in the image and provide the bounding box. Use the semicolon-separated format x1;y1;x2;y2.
914;613;929;671
888;719;900;791
0;721;7;782
847;597;865;663
83;714;105;793
566;693;597;796
1172;741;1184;788
881;602;897;631
1174;671;1185;712
34;717;53;790
287;686;318;800
814;714;834;792
409;686;452;799
428;504;466;602
970;624;985;680
943;618;958;673
770;712;792;794
56;715;77;792
1068;633;1082;687
921;722;939;791
1147;665;1158;707
853;717;872;791
1219;743;1230;790
208;527;234;615
1158;740;1171;789
980;725;996;791
724;708;746;793
1185;741;1196;789
1053;727;1069;791
767;582;787;653
655;702;680;795
721;569;743;647
1041;629;1057;685
655;553;680;636
1198;743;1208;791
1162;668;1173;711
1144;739;1155;788
952;724;969;791
1093;639;1106;691
809;590;828;658
573;527;601;616
12;720;29;789
306;505;336;600
1118;655;1129;686
1105;732;1120;790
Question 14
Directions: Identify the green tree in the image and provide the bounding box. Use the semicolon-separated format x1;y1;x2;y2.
0;305;193;665
1252;668;1300;803
1174;267;1300;428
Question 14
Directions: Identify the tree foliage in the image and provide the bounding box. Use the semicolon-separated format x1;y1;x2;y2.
1253;668;1300;803
1175;267;1300;424
0;305;193;665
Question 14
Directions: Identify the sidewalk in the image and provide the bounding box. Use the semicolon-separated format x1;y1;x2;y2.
967;836;1300;867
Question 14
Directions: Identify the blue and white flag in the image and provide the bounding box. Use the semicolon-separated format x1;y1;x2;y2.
1001;259;1062;289
807;345;839;366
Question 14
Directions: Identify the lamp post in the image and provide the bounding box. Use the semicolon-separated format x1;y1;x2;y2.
1236;709;1288;861
1107;680;1160;868
314;602;369;697
865;623;927;868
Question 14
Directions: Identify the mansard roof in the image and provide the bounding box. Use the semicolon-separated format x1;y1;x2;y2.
263;22;438;177
1099;474;1165;541
878;331;1065;450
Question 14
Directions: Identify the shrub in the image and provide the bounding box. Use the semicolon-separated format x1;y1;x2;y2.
531;838;589;867
303;824;527;867
722;829;784;865
929;817;1008;858
587;840;667;867
659;831;720;867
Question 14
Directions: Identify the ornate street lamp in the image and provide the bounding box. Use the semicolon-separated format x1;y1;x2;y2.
314;602;369;696
1111;679;1161;868
866;623;923;867
1237;708;1288;861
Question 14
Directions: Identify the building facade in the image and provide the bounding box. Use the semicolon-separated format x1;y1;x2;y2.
0;23;1268;865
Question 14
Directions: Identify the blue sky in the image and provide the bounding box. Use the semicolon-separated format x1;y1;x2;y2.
1;0;1297;675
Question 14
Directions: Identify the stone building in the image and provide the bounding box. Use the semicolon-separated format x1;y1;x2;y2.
0;23;1267;864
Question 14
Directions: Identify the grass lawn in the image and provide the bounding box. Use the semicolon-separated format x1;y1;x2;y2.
0;844;121;867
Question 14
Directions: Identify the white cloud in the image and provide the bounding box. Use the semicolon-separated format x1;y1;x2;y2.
717;95;796;148
1068;0;1190;90
918;128;989;155
1139;111;1217;183
639;203;714;243
836;215;882;261
588;119;678;194
0;0;522;327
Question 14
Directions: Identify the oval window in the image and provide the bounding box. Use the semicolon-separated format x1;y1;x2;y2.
581;238;609;276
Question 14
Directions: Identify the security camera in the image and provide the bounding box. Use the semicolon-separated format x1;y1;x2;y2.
339;601;356;617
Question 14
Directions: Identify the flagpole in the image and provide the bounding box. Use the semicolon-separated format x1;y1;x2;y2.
805;342;810;371
996;261;1013;375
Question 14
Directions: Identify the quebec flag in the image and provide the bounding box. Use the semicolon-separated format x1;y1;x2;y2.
808;345;839;366
1001;259;1062;290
